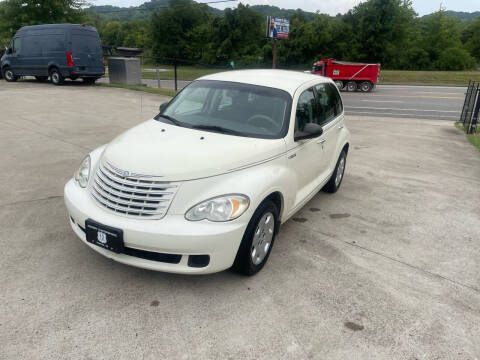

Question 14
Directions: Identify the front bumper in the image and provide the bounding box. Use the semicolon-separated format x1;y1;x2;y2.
64;179;247;274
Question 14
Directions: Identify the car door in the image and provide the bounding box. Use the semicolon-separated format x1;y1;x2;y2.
314;83;344;181
286;87;324;208
8;37;23;74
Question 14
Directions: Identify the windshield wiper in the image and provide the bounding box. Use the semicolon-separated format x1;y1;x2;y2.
190;125;242;136
156;114;185;127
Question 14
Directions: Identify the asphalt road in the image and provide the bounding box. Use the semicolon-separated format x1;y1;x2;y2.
343;85;466;121
104;78;466;122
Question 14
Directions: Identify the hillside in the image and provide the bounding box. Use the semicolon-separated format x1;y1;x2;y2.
87;1;480;23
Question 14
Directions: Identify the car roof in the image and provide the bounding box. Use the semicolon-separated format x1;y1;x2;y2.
199;69;331;96
17;24;97;33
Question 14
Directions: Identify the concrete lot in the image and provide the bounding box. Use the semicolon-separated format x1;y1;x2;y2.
1;81;479;360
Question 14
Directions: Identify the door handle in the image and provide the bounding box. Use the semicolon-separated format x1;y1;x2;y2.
338;125;344;129
317;139;326;145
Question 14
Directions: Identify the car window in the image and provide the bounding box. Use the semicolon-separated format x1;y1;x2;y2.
158;80;292;139
295;88;317;131
172;87;210;115
315;83;343;125
12;38;22;55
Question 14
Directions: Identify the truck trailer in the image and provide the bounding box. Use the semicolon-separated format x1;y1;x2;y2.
311;58;381;92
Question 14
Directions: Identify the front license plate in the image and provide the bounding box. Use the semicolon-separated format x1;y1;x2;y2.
85;219;124;254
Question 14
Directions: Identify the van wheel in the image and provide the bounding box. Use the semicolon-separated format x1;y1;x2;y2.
83;77;97;85
35;76;48;82
346;81;357;92
3;67;18;82
232;200;278;276
360;81;373;92
323;150;347;193
49;68;64;85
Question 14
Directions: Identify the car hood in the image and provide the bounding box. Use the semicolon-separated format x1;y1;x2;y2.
102;119;286;182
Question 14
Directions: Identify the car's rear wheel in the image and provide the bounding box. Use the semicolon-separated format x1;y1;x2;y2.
232;200;278;276
323;149;347;193
49;68;64;85
35;76;48;82
3;67;18;82
346;81;357;92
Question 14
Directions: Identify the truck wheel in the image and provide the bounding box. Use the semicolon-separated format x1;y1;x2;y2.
360;81;373;92
232;200;278;276
334;80;344;90
3;67;18;82
49;67;64;85
346;81;357;92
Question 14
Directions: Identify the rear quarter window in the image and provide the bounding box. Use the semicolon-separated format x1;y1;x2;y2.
71;33;102;54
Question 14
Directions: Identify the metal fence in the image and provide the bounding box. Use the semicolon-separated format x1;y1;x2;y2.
459;80;480;134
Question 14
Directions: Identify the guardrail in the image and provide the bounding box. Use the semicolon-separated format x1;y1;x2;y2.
460;80;479;134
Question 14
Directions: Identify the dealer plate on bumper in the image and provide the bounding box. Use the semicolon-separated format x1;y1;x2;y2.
85;219;124;254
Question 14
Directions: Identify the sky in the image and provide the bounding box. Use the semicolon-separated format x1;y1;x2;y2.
90;0;480;16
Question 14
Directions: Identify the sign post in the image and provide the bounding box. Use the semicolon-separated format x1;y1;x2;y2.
266;16;289;69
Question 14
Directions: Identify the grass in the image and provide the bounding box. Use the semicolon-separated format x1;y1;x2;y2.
96;82;176;97
108;64;480;86
379;70;480;86
455;122;480;151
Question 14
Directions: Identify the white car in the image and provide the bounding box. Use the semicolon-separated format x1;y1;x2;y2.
64;70;350;275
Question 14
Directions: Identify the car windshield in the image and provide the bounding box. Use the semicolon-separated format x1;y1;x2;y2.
156;80;292;139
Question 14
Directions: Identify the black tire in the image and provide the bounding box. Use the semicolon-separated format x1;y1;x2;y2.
49;67;64;85
334;80;344;90
360;81;373;92
35;76;48;82
3;67;18;82
346;81;357;92
83;77;97;84
232;200;279;276
323;149;347;193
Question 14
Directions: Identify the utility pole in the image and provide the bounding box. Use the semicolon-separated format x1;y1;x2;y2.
272;38;277;69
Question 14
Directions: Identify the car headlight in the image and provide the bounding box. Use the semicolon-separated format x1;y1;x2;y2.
74;155;91;188
185;194;250;222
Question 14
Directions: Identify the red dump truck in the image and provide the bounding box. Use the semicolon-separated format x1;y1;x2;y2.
311;58;381;92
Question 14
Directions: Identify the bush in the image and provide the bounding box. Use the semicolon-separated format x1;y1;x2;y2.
435;47;477;70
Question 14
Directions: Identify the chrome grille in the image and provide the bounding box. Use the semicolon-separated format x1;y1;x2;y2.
90;161;178;219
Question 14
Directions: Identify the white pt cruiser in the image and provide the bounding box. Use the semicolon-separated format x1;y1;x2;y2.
64;70;350;275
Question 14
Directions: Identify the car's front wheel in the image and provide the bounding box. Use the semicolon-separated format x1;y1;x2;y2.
232;200;278;276
3;67;18;82
323;149;347;193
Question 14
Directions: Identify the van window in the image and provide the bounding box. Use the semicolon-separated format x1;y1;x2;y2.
315;83;343;125
44;34;65;52
72;33;101;54
12;38;22;55
23;36;43;56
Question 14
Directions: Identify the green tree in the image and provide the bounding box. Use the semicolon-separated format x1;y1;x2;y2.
465;17;480;63
0;0;87;43
150;0;211;61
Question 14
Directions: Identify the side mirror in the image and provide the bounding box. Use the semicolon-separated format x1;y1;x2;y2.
294;123;323;141
159;101;169;113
